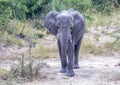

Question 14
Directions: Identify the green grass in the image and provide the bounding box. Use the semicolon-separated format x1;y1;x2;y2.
17;39;24;47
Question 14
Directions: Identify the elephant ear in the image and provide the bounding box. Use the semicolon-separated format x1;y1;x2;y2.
44;11;59;36
70;9;85;33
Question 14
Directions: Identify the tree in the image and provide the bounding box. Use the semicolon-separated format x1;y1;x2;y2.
0;0;12;33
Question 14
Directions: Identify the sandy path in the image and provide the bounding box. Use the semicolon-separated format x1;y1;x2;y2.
25;56;120;85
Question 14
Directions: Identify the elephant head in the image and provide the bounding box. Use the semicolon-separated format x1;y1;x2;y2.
45;9;84;55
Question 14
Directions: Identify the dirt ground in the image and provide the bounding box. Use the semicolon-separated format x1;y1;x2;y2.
24;55;120;85
0;54;120;85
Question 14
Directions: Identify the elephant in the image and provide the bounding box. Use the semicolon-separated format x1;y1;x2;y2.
44;9;85;77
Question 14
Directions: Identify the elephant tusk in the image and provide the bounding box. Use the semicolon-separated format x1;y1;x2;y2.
69;36;72;43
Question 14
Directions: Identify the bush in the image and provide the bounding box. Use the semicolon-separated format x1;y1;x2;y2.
91;0;116;14
0;0;12;33
71;0;92;13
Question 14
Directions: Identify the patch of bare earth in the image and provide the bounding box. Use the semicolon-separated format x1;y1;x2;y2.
25;55;120;85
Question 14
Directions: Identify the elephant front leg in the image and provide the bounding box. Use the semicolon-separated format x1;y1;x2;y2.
66;43;74;77
60;56;67;73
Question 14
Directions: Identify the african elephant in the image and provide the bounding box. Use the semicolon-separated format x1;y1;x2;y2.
44;9;85;77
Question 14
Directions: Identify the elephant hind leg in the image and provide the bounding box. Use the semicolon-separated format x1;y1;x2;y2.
74;37;83;69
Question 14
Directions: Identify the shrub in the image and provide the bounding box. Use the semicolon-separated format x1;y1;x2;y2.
17;39;24;47
71;0;92;13
91;0;116;14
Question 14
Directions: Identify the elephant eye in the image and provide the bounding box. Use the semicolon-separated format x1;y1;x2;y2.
57;26;59;29
71;27;73;30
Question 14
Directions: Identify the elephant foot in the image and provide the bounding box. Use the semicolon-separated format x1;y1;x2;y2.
66;70;75;77
73;64;80;69
60;68;67;73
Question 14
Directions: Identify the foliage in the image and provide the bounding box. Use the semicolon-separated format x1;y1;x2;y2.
11;0;28;20
49;0;92;12
0;0;120;49
0;0;12;33
0;0;52;39
0;0;120;21
0;0;120;30
91;0;116;14
71;0;92;13
22;0;52;18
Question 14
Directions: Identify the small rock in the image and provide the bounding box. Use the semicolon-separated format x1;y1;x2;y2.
115;63;120;66
105;64;109;66
1;74;8;80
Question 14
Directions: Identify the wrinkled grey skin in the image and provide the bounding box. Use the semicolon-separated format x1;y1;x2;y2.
44;9;85;77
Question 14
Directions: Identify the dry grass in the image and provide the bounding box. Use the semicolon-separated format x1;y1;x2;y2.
104;40;120;54
0;69;9;80
79;37;120;57
31;44;59;58
79;38;105;56
87;11;120;27
0;61;49;84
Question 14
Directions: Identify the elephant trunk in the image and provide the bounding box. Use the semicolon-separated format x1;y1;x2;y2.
57;27;72;68
61;28;68;58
